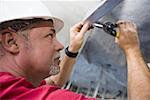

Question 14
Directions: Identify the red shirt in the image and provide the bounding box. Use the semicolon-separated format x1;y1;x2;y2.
0;72;97;100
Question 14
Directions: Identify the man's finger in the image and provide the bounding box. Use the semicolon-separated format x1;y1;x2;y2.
71;22;83;31
117;20;127;29
79;23;91;38
71;24;82;33
115;37;118;43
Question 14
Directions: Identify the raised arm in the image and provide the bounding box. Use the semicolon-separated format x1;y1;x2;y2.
116;20;150;100
45;22;91;87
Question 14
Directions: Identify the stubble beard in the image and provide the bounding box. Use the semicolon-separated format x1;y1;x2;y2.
49;64;60;76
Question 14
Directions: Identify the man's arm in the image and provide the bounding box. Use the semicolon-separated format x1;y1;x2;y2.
45;22;91;87
126;47;150;100
116;20;150;100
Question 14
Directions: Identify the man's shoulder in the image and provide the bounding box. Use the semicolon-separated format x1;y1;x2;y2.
0;72;96;100
0;72;35;99
0;72;34;87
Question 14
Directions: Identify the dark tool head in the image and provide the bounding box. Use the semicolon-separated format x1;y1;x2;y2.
93;21;118;37
103;22;117;37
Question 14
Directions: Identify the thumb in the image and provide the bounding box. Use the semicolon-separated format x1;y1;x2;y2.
115;37;118;43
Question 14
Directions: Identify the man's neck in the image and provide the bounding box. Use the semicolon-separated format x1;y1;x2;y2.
0;56;25;77
0;56;45;87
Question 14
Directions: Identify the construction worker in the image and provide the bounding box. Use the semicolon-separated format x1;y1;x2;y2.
0;1;149;100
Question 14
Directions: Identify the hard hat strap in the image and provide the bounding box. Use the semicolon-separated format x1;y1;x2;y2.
0;18;53;32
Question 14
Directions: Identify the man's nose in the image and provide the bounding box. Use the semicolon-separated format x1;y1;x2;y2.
55;39;64;51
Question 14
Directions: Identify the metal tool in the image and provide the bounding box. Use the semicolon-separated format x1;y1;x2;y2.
93;21;119;38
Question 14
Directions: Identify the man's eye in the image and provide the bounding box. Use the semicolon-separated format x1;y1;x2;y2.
45;33;53;38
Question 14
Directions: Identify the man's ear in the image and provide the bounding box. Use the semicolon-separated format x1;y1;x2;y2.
0;31;19;54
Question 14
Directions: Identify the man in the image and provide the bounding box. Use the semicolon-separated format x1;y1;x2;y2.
0;1;95;99
0;1;149;100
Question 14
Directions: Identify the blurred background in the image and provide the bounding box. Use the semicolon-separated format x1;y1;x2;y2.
43;0;150;99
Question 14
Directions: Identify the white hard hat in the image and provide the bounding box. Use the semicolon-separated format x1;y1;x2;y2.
0;0;64;33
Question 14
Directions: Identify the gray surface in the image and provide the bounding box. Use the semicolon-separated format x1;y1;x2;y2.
43;0;150;99
72;0;150;98
83;0;123;24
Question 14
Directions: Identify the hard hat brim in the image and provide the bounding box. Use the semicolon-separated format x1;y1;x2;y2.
52;16;64;33
0;16;64;33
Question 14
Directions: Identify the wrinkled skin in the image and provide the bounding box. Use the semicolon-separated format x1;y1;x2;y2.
0;21;64;86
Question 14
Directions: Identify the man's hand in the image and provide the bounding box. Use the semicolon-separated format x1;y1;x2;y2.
115;20;150;100
115;20;140;53
69;22;91;53
45;22;91;87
